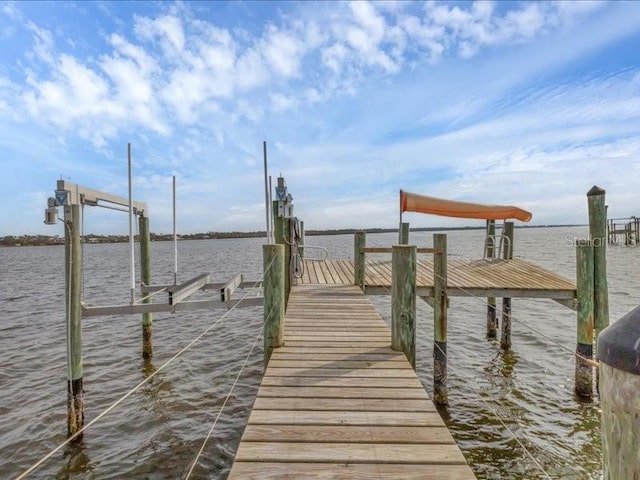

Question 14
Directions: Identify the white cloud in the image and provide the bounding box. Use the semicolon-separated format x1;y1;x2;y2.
261;25;306;78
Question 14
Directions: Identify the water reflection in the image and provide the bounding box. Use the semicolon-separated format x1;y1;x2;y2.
56;442;93;479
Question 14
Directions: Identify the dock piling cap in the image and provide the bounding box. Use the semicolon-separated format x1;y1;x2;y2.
587;185;606;196
597;305;640;376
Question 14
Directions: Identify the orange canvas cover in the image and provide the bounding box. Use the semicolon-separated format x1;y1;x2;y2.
400;190;532;222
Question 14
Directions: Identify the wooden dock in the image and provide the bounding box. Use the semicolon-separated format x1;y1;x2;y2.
300;258;576;301
229;284;476;479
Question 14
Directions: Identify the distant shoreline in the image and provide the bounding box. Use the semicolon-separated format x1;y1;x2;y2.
1;224;585;247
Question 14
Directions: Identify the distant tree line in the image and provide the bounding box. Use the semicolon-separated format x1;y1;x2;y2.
0;224;578;247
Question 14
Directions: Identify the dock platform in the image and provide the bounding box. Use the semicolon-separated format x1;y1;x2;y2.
300;258;576;301
229;284;476;479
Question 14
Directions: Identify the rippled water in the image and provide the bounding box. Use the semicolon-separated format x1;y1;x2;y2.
1;227;638;479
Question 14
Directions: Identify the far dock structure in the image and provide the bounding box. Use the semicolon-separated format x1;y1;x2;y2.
231;183;610;477
607;215;639;245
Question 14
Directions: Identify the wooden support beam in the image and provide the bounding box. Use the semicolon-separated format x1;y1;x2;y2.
64;204;84;439
139;215;152;359
221;274;244;302
362;247;439;254
486;220;497;339
433;233;448;406
399;222;410;245
587;186;609;350
391;245;417;369
500;222;514;351
273;201;292;304
575;239;594;397
354;232;366;290
264;244;285;369
167;273;210;306
366;285;576;299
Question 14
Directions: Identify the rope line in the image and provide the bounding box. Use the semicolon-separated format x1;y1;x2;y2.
183;319;265;479
432;340;554;480
15;269;269;480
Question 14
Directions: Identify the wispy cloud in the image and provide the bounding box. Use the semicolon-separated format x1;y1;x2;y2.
0;1;639;234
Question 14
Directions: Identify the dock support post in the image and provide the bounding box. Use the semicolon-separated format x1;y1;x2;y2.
263;244;285;369
139;215;153;359
433;234;448;406
354;231;366;291
587;187;609;354
575;239;594;397
486;220;497;339
399;222;410;245
65;204;84;439
500;222;514;350
273;201;292;304
598;307;640;480
391;245;416;369
299;220;304;258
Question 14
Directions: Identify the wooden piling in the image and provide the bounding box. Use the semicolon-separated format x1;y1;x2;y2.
391;245;417;369
298;220;304;258
598;307;640;479
433;234;448;406
64;204;84;439
587;186;609;347
354;231;366;291
575;239;594;397
139;215;153;359
399;222;410;245
486;220;497;339
500;222;514;350
263;244;285;369
273;201;292;303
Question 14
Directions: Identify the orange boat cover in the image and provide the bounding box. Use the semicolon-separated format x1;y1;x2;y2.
400;190;532;222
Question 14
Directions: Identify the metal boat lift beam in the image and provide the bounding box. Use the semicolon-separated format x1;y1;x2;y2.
56;179;147;216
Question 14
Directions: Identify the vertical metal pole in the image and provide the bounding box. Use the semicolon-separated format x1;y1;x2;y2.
263;141;271;244
173;175;178;285
128;143;135;304
65;204;84;438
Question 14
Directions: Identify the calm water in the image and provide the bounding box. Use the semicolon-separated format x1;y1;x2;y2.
1;227;639;479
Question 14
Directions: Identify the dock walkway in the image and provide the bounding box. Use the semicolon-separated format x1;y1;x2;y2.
229;284;476;479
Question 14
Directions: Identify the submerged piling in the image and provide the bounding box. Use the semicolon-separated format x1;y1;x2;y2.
263;244;285;369
486;220;497;339
139;215;153;358
575;239;594;397
433;234;448;406
65;204;84;439
500;222;514;350
391;245;416;369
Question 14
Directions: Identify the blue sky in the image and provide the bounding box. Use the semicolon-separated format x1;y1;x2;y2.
1;1;639;235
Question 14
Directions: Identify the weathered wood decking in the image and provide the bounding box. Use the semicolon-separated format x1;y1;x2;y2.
300;258;576;300
229;285;476;479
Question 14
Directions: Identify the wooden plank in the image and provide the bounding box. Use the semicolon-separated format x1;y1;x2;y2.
229;462;476;480
252;397;436;412
239;424;451;443
268;360;409;369
257;386;430;399
265;368;415;378
248;410;445;426
234;442;468;464
260;376;424;388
